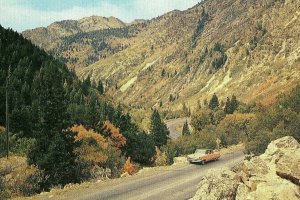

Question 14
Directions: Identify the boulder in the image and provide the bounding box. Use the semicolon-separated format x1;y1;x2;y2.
191;169;239;200
263;136;300;157
191;136;300;200
245;177;300;200
276;148;300;186
236;184;250;200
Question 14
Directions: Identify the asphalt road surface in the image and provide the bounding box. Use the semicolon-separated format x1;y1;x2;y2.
165;118;191;139
49;151;244;200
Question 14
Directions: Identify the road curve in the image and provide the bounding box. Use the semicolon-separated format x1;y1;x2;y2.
45;151;244;200
165;118;191;139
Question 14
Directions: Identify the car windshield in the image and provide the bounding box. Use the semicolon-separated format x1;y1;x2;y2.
195;149;206;154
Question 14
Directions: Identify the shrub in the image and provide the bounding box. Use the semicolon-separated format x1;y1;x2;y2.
0;156;44;198
191;108;212;131
123;157;136;175
154;147;168;166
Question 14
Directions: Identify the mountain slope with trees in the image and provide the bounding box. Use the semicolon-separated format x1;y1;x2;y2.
0;25;158;197
23;0;300;114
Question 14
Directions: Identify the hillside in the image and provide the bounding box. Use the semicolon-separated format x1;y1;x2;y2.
0;25;159;198
22;16;145;69
23;0;300;112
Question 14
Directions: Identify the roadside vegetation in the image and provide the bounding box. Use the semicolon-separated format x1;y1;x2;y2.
162;86;300;164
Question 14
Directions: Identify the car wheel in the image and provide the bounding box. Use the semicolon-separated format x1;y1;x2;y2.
201;160;205;165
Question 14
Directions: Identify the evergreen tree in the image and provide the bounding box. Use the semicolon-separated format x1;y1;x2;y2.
150;109;170;147
97;80;104;95
28;62;79;190
169;94;173;102
161;69;166;77
220;134;228;147
182;103;189;116
85;91;100;127
224;97;231;114
209;93;219;110
182;120;190;136
230;95;239;113
82;76;91;96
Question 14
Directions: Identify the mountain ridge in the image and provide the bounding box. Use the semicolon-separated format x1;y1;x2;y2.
22;0;300;112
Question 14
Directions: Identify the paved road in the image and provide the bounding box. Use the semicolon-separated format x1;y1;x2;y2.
51;151;244;200
165;118;191;139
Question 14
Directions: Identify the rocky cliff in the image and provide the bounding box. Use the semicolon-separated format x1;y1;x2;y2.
191;136;300;200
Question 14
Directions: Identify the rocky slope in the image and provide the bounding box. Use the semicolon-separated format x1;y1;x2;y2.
23;0;300;111
22;16;136;69
191;136;300;200
23;16;126;46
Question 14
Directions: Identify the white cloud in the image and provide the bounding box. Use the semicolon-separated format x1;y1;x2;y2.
0;0;200;32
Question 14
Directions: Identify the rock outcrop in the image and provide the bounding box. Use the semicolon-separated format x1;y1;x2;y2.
191;136;300;200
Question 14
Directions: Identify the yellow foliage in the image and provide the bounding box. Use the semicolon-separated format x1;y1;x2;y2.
0;156;43;198
154;147;168;166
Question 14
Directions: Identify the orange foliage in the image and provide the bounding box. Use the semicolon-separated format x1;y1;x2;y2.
123;157;136;175
71;125;108;149
70;125;108;165
103;121;126;149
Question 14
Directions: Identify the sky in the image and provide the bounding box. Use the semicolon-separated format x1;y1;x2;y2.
0;0;200;32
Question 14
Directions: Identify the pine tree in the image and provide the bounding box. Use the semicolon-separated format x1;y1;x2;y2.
150;109;170;147
224;97;231;114
182;120;190;136
28;62;79;190
209;93;219;110
97;80;104;95
85;91;100;127
169;94;173;102
230;95;239;113
161;69;166;77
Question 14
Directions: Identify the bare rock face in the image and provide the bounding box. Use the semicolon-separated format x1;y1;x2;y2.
276;148;300;186
191;136;300;200
191;169;239;200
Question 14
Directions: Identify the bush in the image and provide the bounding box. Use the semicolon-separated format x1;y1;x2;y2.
0;131;36;157
245;85;300;155
191;108;212;131
217;113;255;145
0;176;9;200
123;157;137;175
154;147;168;166
0;156;44;198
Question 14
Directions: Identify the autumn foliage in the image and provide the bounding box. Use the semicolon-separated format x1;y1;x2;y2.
71;125;108;165
154;147;168;166
103;121;126;149
123;157;136;175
